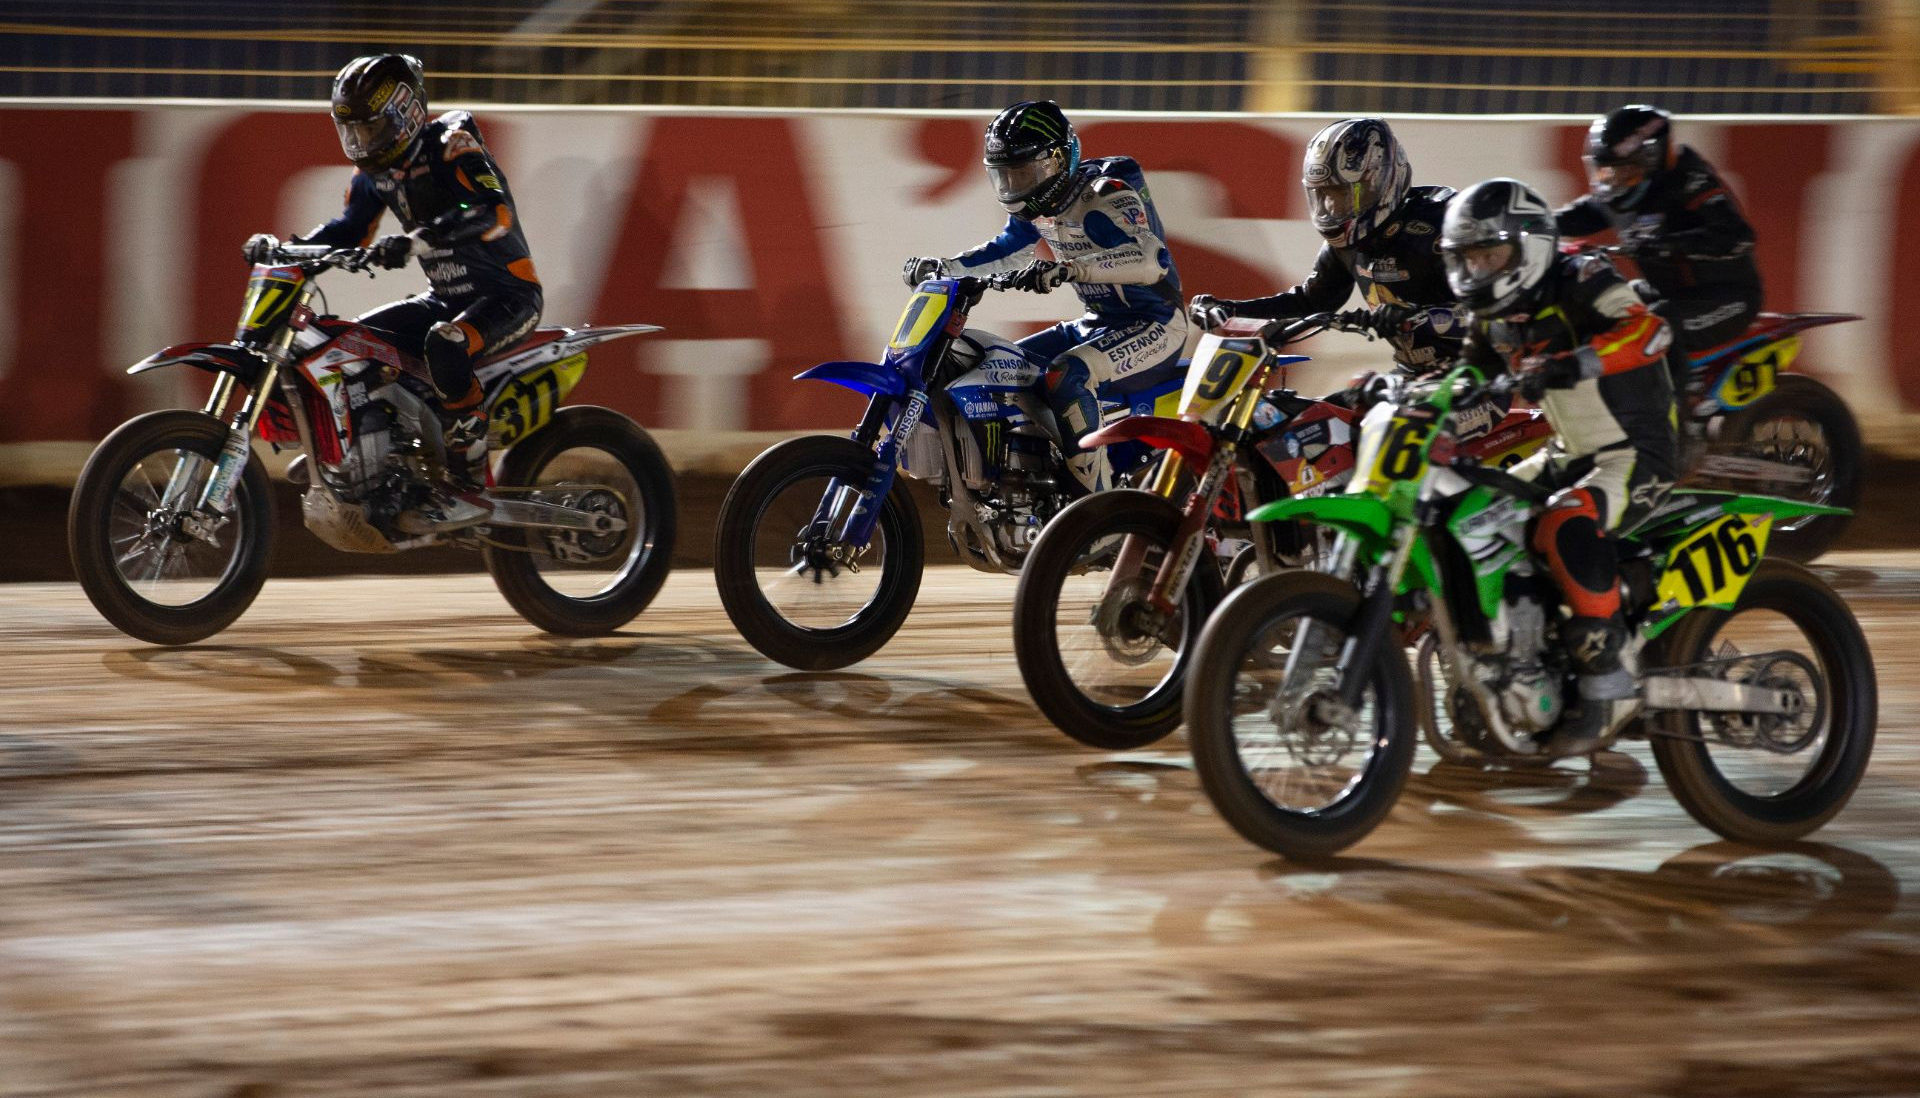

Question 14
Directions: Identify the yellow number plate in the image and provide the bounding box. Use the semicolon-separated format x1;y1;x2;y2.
888;291;946;350
1717;335;1798;409
1364;415;1434;495
1655;513;1771;609
489;352;588;446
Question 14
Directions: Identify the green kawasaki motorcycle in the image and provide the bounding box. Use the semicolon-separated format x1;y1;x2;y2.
1184;364;1876;859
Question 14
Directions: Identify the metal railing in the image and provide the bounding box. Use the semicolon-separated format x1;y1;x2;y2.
0;0;1902;113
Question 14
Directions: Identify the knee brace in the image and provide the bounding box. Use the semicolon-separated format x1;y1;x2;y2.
425;320;482;403
1531;487;1621;619
1044;356;1100;446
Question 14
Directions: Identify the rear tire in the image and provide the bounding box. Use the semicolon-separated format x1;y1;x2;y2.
1186;571;1417;858
484;405;677;635
714;434;923;670
1711;374;1861;562
1012;489;1223;751
1649;559;1875;843
68;410;273;645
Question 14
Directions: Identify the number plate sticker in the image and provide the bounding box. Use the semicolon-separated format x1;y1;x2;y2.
489;352;588;446
1713;335;1797;409
1656;513;1772;609
1180;338;1261;418
1364;414;1435;495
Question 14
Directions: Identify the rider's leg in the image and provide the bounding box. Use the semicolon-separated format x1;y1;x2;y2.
1530;447;1672;752
354;294;446;354
1661;290;1762;398
431;293;542;487
1034;314;1185;495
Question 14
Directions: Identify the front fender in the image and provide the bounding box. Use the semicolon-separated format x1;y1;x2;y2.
128;342;267;388
1082;414;1214;467
1246;494;1394;543
795;360;908;399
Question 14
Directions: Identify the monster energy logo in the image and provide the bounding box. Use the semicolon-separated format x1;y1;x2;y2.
1019;111;1064;139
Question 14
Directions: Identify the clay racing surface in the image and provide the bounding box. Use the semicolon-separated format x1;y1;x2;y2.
2;561;1918;1097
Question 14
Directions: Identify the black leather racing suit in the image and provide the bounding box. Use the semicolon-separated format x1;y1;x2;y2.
1555;146;1761;391
1220;185;1465;372
299;110;542;404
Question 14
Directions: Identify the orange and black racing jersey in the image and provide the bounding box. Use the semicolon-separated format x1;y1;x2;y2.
299;110;540;303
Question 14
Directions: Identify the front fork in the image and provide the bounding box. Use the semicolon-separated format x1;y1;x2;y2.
172;320;302;522
1138;442;1237;616
814;390;922;547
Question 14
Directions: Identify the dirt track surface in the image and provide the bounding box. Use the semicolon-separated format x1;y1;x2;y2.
3;562;1919;1097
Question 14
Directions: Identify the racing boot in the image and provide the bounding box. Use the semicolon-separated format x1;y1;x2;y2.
1053;375;1110;498
395;380;492;535
1543;615;1641;757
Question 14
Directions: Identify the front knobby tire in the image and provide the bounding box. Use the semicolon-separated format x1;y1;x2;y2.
68;410;274;645
484;405;678;635
1185;570;1417;859
1011;489;1223;750
1649;559;1876;843
1715;374;1862;562
713;434;923;670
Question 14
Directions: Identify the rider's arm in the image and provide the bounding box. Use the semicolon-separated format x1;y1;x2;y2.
418;119;520;248
294;170;384;248
1554;196;1615;239
1657;167;1757;260
1571;272;1673;378
948;216;1042;276
1060;177;1170;286
1223;245;1355;320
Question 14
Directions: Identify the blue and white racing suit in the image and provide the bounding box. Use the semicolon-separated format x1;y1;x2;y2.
943;156;1185;492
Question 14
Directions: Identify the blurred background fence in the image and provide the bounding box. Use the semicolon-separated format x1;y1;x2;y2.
1;0;1912;114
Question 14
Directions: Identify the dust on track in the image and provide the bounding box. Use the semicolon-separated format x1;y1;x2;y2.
1;560;1918;1097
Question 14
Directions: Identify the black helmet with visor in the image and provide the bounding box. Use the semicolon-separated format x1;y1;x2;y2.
332;54;428;171
984;101;1082;219
1584;104;1673;212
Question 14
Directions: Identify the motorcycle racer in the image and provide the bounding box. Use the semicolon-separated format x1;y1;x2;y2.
1188;118;1467;376
1443;177;1679;754
902;100;1185;495
244;54;543;532
1555;105;1761;392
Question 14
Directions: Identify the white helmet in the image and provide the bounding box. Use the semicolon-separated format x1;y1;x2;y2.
1440;178;1558;316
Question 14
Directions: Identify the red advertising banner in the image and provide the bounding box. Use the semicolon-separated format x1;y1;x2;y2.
0;106;1906;442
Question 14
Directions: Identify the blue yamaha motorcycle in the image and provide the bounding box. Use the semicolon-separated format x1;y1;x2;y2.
714;274;1182;669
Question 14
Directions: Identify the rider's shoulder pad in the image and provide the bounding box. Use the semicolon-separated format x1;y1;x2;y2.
432;111;486;161
1090;175;1133;197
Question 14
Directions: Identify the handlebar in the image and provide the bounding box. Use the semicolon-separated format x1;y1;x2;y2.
262;243;377;275
1251;310;1374;348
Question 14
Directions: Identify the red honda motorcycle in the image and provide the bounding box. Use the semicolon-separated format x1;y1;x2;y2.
69;242;676;644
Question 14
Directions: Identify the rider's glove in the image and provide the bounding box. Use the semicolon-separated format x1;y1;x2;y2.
1616;223;1678;263
1188;294;1236;331
370;233;419;270
1364;302;1418;339
242;233;280;264
1008;258;1073;294
1515;352;1583;403
902;256;946;287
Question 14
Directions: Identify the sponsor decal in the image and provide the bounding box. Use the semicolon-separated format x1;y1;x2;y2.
1452;397;1497;439
1360;256;1408;283
1403;220;1434;235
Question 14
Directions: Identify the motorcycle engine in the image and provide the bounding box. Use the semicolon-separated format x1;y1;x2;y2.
1469;570;1566;735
